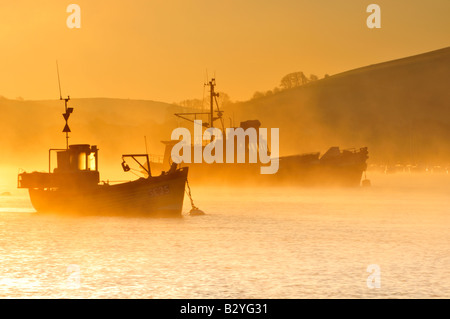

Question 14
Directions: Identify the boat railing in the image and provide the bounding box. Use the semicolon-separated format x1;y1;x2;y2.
343;147;367;154
101;180;132;185
148;154;164;164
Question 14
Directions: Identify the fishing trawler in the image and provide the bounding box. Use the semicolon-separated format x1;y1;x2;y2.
150;78;369;187
17;96;188;217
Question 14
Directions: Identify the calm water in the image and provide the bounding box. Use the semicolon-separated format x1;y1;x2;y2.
0;173;449;299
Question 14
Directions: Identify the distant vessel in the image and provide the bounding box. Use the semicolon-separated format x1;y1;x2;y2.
150;78;368;187
18;96;188;217
272;146;368;187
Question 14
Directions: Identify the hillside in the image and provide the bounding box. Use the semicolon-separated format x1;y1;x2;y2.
225;47;450;165
1;46;449;185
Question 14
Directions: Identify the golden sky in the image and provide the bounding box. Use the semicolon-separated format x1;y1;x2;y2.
0;0;449;102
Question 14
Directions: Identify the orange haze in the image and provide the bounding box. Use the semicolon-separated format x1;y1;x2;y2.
0;0;449;102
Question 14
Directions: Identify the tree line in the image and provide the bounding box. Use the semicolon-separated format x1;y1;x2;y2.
252;71;329;100
176;71;329;107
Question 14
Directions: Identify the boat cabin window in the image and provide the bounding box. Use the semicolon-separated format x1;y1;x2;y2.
78;152;87;170
54;145;98;173
76;150;97;171
88;152;97;171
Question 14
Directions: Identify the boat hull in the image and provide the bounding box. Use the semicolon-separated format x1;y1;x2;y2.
27;168;188;217
175;161;366;187
152;147;368;187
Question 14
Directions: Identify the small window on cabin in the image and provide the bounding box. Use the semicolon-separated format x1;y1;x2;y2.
88;152;96;171
78;152;87;170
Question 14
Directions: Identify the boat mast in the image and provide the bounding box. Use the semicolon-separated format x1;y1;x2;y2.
57;61;73;149
62;96;73;149
208;78;221;128
209;79;214;128
174;77;222;129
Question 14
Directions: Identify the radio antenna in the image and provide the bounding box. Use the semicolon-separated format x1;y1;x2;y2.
56;60;63;100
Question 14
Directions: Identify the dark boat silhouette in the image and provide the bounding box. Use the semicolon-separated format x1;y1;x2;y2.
17;97;188;217
150;78;368;187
